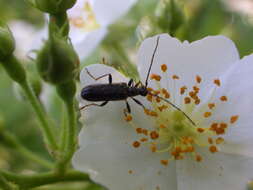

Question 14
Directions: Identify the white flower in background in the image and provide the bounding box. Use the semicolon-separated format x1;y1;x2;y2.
8;21;44;60
73;34;253;190
223;0;253;16
67;0;137;60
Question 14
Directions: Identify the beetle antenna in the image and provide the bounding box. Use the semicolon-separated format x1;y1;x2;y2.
148;92;196;126
145;35;160;87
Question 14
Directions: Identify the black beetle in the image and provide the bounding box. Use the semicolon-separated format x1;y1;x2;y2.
80;36;195;126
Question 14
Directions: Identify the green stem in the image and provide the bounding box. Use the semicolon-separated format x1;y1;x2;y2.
20;81;58;151
56;100;76;172
0;173;13;190
1;170;91;189
0;131;53;169
59;106;68;152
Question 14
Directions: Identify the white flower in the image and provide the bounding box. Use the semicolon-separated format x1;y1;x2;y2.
67;0;137;60
73;34;253;190
8;21;45;60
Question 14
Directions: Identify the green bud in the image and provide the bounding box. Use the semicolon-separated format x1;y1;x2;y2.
1;55;27;84
0;22;15;62
36;35;79;85
56;80;76;104
157;0;185;36
32;0;76;14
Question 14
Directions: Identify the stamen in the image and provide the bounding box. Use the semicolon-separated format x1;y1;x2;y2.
160;160;169;166
209;145;218;153
230;115;239;124
151;74;161;81
161;64;168;72
204;112;212;118
172;75;180;80
184;97;191;104
133;141;141;148
214;79;221;87
150;131;159;139
180;86;187;95
124;115;133;122
196;75;202;83
208;103;215;109
220;96;228;102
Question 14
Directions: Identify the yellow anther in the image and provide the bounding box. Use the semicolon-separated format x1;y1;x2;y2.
161;64;167;72
142;129;148;136
214;79;221;86
158;105;168;112
150;144;157;152
220;96;228;102
204;112;212;118
149;111;158;117
196;75;202;83
140;138;148;142
146;94;153;102
159;124;166;129
151;74;161;81
230;115;239;124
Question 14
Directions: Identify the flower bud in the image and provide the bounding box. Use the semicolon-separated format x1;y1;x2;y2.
36;35;79;85
33;0;76;14
56;80;76;104
0;22;15;62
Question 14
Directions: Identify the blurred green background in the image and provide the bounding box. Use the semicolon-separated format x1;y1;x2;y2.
0;0;253;189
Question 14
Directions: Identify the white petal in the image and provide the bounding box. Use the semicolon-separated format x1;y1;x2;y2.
137;34;240;101
92;0;137;26
177;150;253;190
73;140;177;190
202;54;253;157
71;28;107;60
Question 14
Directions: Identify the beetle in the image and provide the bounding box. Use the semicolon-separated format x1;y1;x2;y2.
80;36;195;126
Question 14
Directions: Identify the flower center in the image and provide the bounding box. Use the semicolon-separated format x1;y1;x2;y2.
125;64;239;166
68;2;100;31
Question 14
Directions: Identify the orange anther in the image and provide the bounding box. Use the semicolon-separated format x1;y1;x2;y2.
160;160;169;166
193;86;200;93
132;141;140;148
196;154;202;162
208;103;215;109
150;131;159;140
180;86;187;95
216;137;224;144
204;112;212;118
184;97;191;104
208;137;213;144
196;75;202;83
151;74;161;81
158;105;168;112
161;88;170;98
195;99;200;105
147;87;153;92
220;123;228;129
161;64;167;72
189;91;197;98
230;115;239;124
214;79;221;86
210;123;218;130
149;111;158;117
159;124;166;129
186;146;195;153
144;109;150;115
146;94;153;102
142;129;148;136
156;97;161;103
136;128;143;134
150;144;157;152
197;128;205;133
172;75;180;80
209;145;218;153
124;115;133;122
140;138;148;142
220;96;228;102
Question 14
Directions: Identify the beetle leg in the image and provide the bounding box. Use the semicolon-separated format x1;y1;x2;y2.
79;101;108;110
123;100;131;116
134;81;142;87
131;97;147;111
85;68;112;84
128;79;134;87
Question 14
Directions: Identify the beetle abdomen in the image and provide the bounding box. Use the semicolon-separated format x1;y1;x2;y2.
81;83;129;101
